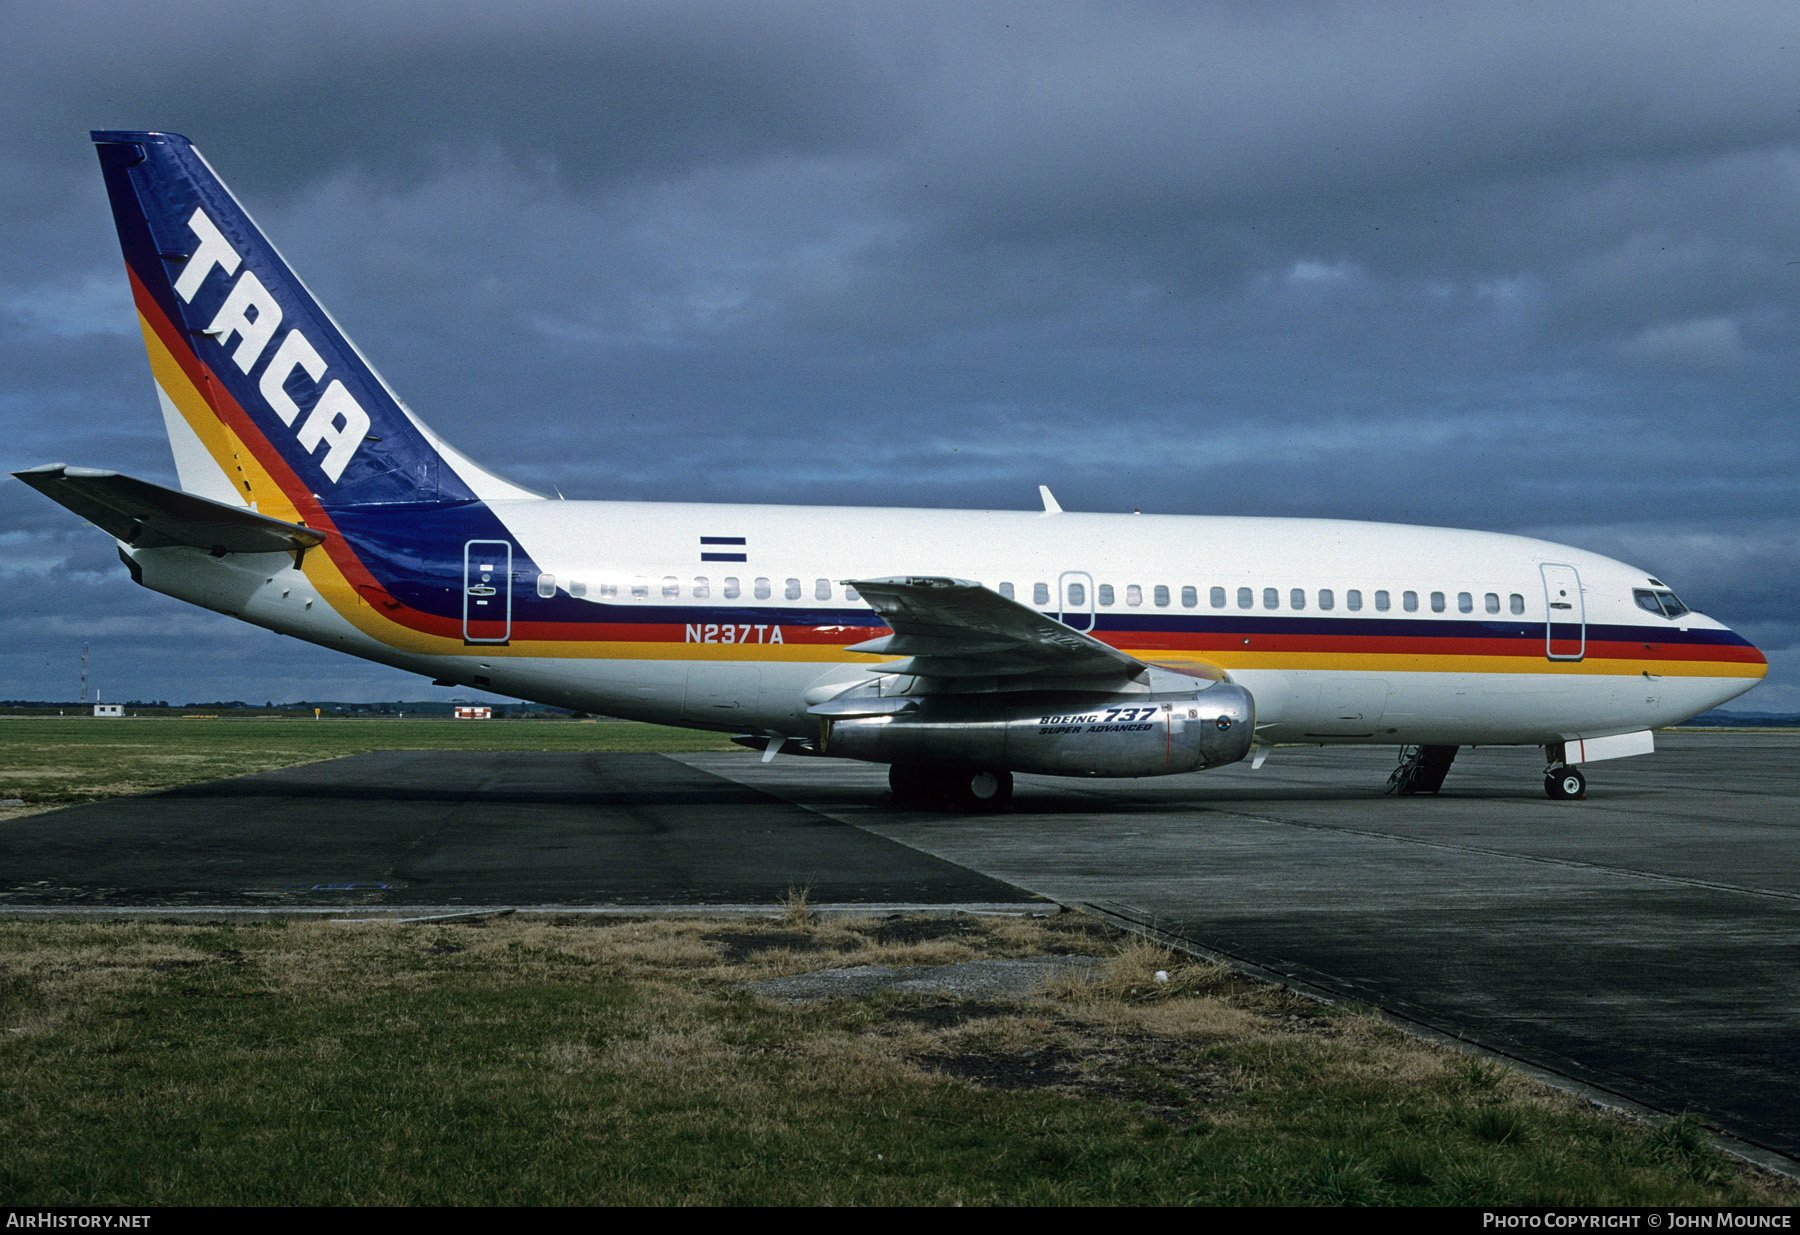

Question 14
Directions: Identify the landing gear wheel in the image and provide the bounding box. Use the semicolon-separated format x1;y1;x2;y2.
1544;767;1587;800
946;768;1013;812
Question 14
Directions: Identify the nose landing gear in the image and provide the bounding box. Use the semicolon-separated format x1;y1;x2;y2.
1541;741;1589;800
1544;766;1587;800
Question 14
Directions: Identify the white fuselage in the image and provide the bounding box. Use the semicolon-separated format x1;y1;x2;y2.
122;500;1766;754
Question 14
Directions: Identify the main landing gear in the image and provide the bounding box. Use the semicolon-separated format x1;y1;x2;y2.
889;763;1014;811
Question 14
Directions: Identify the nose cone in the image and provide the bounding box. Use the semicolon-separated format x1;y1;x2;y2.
1691;616;1767;714
1732;625;1768;687
1746;632;1768;672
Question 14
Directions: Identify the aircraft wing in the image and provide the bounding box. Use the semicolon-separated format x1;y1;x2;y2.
844;575;1146;680
13;464;326;554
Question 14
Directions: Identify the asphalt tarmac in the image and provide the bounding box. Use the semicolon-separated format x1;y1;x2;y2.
0;749;1036;910
4;731;1796;1166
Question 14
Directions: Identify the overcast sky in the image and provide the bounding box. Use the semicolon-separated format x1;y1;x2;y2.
2;0;1795;711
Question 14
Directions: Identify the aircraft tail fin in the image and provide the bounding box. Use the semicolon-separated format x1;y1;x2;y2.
89;130;538;511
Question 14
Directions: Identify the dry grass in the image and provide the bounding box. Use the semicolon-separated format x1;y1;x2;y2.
780;886;813;929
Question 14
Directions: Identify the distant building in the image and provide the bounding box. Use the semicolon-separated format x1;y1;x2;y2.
454;706;492;720
93;704;123;718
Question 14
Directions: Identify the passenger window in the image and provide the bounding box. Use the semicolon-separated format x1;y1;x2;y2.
783;578;800;600
571;581;588;599
723;577;740;599
1127;585;1142;606
1098;584;1114;606
844;585;860;602
1290;588;1306;610
1431;591;1446;613
694;577;710;599
600;582;618;599
815;578;831;601
1347;589;1362;611
663;576;680;598
1237;587;1253;610
1068;582;1086;606
1485;592;1499;614
1319;588;1334;611
1263;587;1279;610
999;582;1014;600
632;577;649;599
1181;586;1197;608
1457;591;1472;613
537;573;556;599
1212;586;1227;609
754;577;771;599
1402;591;1418;612
1372;590;1386;611
1510;593;1524;615
1033;582;1050;606
1154;585;1170;608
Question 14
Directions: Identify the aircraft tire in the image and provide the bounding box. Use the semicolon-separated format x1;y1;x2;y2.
947;768;1013;812
1544;767;1587;800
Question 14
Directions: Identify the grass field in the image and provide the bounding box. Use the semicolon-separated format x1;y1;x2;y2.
0;716;737;815
2;912;1793;1206
1;717;1795;1204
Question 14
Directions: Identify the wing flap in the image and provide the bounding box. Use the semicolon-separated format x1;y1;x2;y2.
14;464;326;554
845;575;1145;681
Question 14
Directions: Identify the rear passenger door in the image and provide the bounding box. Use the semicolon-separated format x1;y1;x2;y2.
463;539;513;645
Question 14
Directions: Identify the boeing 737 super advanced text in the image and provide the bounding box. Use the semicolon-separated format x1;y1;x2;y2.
15;132;1768;807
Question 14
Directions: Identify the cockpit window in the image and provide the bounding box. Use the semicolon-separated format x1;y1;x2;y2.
1633;588;1690;620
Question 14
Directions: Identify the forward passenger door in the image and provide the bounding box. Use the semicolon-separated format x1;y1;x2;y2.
1541;563;1585;661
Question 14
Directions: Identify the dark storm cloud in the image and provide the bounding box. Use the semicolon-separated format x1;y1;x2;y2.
5;1;905;188
2;2;1796;707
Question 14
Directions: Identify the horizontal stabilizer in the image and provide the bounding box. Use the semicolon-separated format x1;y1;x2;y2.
14;464;326;554
846;575;1146;681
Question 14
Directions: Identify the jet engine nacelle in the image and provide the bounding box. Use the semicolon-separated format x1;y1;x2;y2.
814;680;1255;777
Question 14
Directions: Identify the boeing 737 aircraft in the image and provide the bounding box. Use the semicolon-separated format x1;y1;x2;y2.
15;131;1768;808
